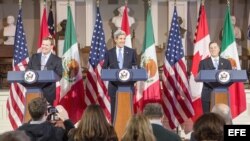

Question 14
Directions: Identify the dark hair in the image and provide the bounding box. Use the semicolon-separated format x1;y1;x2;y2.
209;41;219;48
143;103;163;119
28;97;47;121
0;130;30;141
193;113;225;141
42;36;54;45
69;104;118;141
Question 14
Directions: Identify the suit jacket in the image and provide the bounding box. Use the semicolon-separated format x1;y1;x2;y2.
102;46;137;96
27;53;63;105
198;57;232;102
151;124;181;141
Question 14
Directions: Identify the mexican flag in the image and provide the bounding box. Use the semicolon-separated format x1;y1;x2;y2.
220;6;246;118
121;5;132;48
59;5;86;123
134;7;161;111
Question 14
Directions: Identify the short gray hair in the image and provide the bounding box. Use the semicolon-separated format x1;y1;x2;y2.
211;103;232;125
143;103;163;119
113;29;126;39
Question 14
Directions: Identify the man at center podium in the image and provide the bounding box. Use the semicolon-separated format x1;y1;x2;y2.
27;37;63;106
198;41;232;113
103;29;137;123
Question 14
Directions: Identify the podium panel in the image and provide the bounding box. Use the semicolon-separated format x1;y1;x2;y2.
101;68;147;140
196;70;247;112
114;92;133;139
24;92;42;123
210;88;229;111
7;70;59;123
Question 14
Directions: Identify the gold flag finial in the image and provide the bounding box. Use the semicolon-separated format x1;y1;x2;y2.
125;0;128;5
227;0;230;7
96;0;100;7
202;0;205;5
19;0;22;9
148;0;151;7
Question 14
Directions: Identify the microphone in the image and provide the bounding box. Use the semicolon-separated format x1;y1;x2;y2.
132;63;139;69
108;61;120;69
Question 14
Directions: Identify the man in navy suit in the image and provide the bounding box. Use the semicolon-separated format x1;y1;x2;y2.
103;29;137;123
198;41;232;113
27;37;62;105
143;103;182;141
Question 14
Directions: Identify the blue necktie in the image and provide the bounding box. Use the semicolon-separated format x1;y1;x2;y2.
214;59;218;70
118;48;123;69
41;55;46;70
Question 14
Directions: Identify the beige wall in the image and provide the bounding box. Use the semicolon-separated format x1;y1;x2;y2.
0;0;250;58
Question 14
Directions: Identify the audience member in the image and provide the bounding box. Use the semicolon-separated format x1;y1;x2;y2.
143;103;182;141
192;113;225;141
190;103;232;141
121;114;156;141
17;97;74;141
212;103;233;125
68;104;118;141
0;130;30;141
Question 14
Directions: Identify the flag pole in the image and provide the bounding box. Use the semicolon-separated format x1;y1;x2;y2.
43;0;46;6
148;0;151;7
19;0;22;9
173;0;181;135
202;0;205;5
227;0;230;7
125;0;128;5
96;0;100;7
50;0;52;9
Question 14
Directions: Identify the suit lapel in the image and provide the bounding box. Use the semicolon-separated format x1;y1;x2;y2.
38;53;42;69
208;58;215;69
123;47;129;68
112;48;119;68
218;57;224;70
45;54;53;68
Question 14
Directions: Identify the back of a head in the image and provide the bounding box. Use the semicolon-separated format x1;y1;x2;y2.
212;103;232;125
0;130;30;141
143;103;163;119
193;113;225;141
72;104;117;141
122;114;156;141
28;97;47;121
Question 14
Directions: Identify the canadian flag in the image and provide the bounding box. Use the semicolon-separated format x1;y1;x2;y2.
189;4;210;121
121;5;132;48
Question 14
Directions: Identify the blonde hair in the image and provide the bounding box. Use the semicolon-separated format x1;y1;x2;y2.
121;114;156;141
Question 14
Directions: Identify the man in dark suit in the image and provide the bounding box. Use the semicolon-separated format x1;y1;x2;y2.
143;103;182;141
102;29;137;123
27;37;62;105
198;41;232;113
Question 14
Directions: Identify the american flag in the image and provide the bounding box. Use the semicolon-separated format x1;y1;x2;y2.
161;6;194;129
85;7;111;121
48;4;55;36
6;8;29;129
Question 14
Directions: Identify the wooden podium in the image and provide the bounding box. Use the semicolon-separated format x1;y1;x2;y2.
7;70;60;123
196;70;247;111
101;68;147;140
